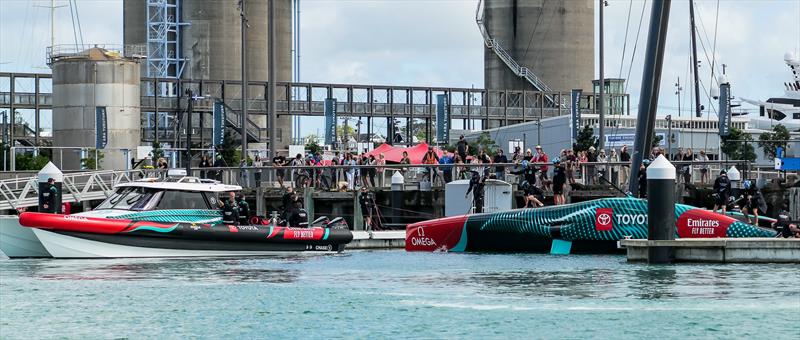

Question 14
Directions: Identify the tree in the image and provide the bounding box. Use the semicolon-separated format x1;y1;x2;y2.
15;152;50;171
757;124;790;159
574;125;598;152
467;132;498;156
306;139;321;155
721;127;756;162
151;141;164;160
336;124;355;145
81;149;104;170
651;134;663;150
217;130;240;166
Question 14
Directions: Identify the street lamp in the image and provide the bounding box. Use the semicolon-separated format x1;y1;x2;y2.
674;77;682;117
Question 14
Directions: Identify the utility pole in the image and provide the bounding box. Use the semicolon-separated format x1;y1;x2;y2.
598;0;606;151
36;0;67;49
674;77;682;117
689;0;702;118
239;0;249;161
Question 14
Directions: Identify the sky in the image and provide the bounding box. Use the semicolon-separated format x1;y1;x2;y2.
1;0;798;138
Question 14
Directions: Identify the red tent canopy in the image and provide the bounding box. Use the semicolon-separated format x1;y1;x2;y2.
364;143;394;159
378;143;444;164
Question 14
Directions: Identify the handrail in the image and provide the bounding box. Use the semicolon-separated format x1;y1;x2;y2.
476;0;555;104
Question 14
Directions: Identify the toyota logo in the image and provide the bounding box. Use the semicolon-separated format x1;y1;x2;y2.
597;213;611;226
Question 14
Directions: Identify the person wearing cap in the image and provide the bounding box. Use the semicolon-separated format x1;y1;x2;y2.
552;158;567;205
422;146;440;185
586;146;598;185
532;145;549;189
713;169;731;213
41;177;58;213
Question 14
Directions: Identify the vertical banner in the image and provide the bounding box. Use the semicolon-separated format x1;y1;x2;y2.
436;94;450;143
212;101;225;146
95;106;107;149
570;89;582;140
324;98;338;146
718;83;731;136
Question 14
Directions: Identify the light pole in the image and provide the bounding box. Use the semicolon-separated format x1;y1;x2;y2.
665;115;672;159
674;77;682;117
1;110;6;171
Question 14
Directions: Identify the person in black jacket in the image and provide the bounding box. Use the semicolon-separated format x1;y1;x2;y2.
511;161;538;187
359;187;378;231
741;181;766;225
552;158;567;205
712;170;730;213
237;195;250;225
521;181;544;208
465;171;487;213
493;149;508;181
637;159;650;198
41;177;58;213
220;192;239;225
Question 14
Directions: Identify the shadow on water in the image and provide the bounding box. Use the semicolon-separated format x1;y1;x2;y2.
0;256;326;284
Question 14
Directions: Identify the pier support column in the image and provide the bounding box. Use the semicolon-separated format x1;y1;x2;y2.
647;155;676;264
353;191;364;231
303;187;315;221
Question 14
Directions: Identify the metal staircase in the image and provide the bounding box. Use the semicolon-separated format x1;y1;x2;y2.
194;100;264;143
476;0;556;105
0;169;161;210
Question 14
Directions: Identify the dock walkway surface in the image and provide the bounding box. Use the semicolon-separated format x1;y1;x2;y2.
621;238;800;263
348;231;406;249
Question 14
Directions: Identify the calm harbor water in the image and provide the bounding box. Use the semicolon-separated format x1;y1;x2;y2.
1;251;798;339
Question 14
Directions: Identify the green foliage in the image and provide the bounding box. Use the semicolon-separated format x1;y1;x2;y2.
15;152;50;171
651;134;663;150
757;124;790;159
81;149;104;170
306;139;321;155
336;124;356;145
467;132;498;156
721;127;756;162
151;141;164;160
217;130;240;166
574;125;598;152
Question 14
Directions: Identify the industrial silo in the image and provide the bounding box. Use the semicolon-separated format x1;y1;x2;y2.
51;47;142;170
483;0;595;92
123;0;293;149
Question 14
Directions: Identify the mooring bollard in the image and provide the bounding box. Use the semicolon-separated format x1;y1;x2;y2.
647;155;675;264
391;171;404;224
37;162;63;214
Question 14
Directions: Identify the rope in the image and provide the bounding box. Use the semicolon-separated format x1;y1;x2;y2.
521;0;547;61
622;0;647;96
618;0;634;78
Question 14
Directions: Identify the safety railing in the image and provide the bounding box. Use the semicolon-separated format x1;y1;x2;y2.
0;169;165;210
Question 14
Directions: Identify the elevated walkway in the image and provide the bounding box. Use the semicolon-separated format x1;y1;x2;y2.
0;169;158;210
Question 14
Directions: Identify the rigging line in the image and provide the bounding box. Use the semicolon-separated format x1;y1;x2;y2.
531;7;556;66
73;0;84;46
521;0;547;61
693;2;721;81
710;0;719;82
618;0;634;78
15;0;32;66
68;0;79;46
622;0;647;96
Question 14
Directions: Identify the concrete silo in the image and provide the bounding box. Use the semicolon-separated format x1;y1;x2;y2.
51;48;141;170
123;0;293;148
483;0;594;92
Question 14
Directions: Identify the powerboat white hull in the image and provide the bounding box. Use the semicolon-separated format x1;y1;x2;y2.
31;229;336;259
0;217;50;258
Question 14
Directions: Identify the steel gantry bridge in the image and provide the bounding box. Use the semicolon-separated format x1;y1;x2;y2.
1;72;627;147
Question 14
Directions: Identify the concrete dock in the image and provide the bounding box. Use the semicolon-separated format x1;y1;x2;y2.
348;231;406;249
621;238;800;263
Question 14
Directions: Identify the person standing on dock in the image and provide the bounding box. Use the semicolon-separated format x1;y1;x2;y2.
619;145;631;187
713;170;731;214
359;187;378;231
552;158;567;205
533;146;549;189
741;181;766;225
273;152;287;188
41;178;58;214
422;146;440;185
493;148;508;181
696;150;709;185
456;135;469;163
439;152;453;184
465;170;487;213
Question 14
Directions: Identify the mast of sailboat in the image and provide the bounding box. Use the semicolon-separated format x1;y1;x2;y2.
689;0;702;118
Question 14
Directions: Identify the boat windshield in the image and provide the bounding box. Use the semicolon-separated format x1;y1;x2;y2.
95;187;160;211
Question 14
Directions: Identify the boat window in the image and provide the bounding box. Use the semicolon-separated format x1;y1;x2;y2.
156;191;209;210
95;187;159;211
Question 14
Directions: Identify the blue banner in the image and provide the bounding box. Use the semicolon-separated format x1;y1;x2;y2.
324;98;337;146
95;107;107;149
436;94;450;143
212;101;224;146
570;89;582;140
718;83;731;136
